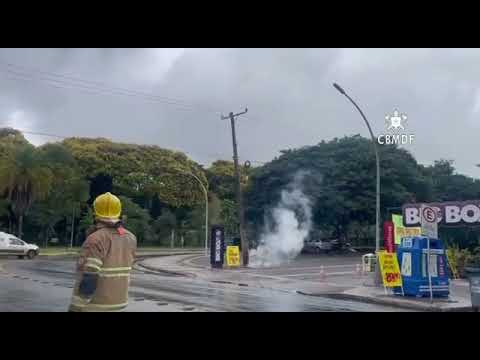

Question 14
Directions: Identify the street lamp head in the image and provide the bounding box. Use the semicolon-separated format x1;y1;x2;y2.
333;83;346;95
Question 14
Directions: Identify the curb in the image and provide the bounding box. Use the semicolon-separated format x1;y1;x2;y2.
211;280;250;287
135;262;195;278
296;291;474;312
180;255;207;269
136;252;201;260
136;253;209;277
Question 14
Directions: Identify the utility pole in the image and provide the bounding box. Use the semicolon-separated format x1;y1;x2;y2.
222;108;249;266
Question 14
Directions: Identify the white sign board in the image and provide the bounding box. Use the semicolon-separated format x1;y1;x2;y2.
401;252;412;276
420;205;438;239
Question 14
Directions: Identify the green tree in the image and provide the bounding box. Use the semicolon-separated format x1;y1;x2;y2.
28;175;90;246
152;208;177;245
206;160;249;201
119;196;153;244
77;207;95;241
427;160;480;248
0;144;55;237
245;135;429;244
62;137;207;208
0;198;12;232
0;141;86;239
425;159;480;201
207;193;222;226
0;128;29;161
220;199;238;238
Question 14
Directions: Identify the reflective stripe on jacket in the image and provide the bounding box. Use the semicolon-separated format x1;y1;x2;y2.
69;221;137;312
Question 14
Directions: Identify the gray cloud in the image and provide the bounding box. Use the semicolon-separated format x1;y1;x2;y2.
0;48;479;177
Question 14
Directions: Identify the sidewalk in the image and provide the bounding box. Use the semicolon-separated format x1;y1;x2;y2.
139;254;474;311
298;279;472;312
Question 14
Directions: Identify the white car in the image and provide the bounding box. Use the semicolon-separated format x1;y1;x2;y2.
302;240;333;254
0;232;39;259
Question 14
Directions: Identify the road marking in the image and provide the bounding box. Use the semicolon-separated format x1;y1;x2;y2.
238;264;356;278
252;264;357;271
282;271;355;277
243;273;290;281
182;255;360;271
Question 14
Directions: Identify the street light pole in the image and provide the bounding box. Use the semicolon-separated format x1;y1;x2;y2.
70;205;75;248
186;172;209;257
174;171;209;257
333;83;381;286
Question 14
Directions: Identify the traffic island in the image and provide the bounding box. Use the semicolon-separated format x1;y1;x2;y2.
139;254;475;311
297;282;473;312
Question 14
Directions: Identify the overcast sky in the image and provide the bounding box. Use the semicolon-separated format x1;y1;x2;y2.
1;48;479;177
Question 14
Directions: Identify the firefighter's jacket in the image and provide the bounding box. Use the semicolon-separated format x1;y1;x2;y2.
69;221;137;312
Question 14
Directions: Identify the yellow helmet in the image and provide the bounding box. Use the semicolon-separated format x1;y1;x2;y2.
93;192;122;219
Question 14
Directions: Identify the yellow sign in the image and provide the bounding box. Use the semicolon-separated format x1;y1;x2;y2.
392;214;421;245
378;251;403;287
226;246;240;267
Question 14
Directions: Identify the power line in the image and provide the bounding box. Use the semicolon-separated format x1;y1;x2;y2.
0;60;259;122
0;60;225;115
0;68;202;113
0;124;66;139
17;129;65;139
0;60;265;165
3;60;196;103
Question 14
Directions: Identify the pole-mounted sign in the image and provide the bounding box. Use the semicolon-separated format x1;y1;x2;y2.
210;225;225;269
420;205;438;239
420;204;437;303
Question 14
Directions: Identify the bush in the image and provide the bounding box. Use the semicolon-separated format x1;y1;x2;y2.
455;248;473;278
448;246;480;278
466;247;480;268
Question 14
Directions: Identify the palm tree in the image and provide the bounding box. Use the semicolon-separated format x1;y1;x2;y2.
0;144;54;238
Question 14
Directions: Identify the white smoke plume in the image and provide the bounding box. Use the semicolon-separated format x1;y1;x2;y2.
249;171;312;268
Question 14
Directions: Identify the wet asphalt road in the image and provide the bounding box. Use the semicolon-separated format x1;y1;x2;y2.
0;257;411;312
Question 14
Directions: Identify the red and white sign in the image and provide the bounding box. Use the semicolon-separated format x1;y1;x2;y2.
383;221;395;253
421;205;438;239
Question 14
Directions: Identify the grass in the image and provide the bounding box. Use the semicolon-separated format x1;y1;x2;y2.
136;246;203;252
37;245;203;255
38;246;81;256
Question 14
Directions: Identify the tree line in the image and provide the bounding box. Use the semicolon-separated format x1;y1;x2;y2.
246;135;480;250
1;128;479;251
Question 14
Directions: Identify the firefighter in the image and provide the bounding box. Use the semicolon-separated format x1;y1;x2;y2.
68;192;137;312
